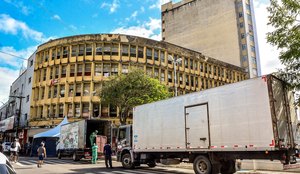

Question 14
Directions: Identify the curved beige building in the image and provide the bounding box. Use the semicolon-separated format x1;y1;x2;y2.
30;34;247;127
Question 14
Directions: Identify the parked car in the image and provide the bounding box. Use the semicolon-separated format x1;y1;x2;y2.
1;142;11;153
0;152;16;174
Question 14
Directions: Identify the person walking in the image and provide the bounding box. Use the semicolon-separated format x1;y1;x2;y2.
10;139;21;163
103;141;113;169
37;143;46;168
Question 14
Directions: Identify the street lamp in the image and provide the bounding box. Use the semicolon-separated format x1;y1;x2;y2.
168;55;182;97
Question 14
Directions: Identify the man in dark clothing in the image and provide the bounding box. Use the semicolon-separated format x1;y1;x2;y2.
103;141;112;168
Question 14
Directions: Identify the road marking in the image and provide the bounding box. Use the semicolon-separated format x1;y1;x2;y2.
114;171;136;174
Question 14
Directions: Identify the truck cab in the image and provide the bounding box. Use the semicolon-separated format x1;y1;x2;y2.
116;125;132;162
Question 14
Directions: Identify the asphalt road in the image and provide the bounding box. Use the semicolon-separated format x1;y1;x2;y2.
12;157;300;174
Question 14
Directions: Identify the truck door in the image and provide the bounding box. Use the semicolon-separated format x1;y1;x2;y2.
185;104;210;149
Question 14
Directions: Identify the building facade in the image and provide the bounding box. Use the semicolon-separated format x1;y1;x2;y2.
161;0;261;78
0;53;35;143
29;34;247;127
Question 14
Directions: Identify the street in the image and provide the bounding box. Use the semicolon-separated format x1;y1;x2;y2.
12;156;300;174
13;156;195;174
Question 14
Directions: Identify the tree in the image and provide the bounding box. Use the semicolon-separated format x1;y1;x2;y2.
267;0;300;105
100;69;171;124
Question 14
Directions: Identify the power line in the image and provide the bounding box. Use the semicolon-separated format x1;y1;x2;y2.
0;50;27;60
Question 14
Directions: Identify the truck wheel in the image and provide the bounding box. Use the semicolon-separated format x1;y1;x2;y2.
193;155;211;174
220;160;236;174
57;151;62;159
72;153;79;161
122;153;134;169
147;160;156;168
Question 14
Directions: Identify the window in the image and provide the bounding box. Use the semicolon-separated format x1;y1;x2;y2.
30;60;33;66
146;67;152;76
76;84;81;96
200;63;203;72
77;64;83;76
86;44;92;56
103;63;110;77
70;64;75;77
121;44;129;56
82;103;89;118
154;50;158;61
61;65;67;78
248;24;253;32
69;84;74;97
48;87;52;98
111;44;119;56
67;104;73;117
45;51;49;62
93;104;99;117
56;48;61;59
239;12;243;18
146;48;152;60
160;70;165;82
53;86;58;98
251;46;255;52
179;73;183;85
207;64;211;74
242;44;247;50
28;77;31;84
246;4;250;10
83;83;90;96
138;46;144;58
72;45;78;57
51;49;56;60
79;45;84;56
191;76;194;86
241;33;245;39
130;46;136;58
252;56;256;64
190;59;193;69
63;46;69;58
111;64;118;75
26;95;29;102
122;64;128;74
168;71;172;83
250;35;254;42
103;43;111;55
85;64;91;76
110;105;117;117
59;104;64;117
168;54;172;65
242;55;248;62
160;51;165;63
60;85;65;97
43;68;47;81
55;66;59;78
75;104;80;117
95;64;102;76
185;75;189;86
240;22;244;28
185;58;188;68
96;43;103;55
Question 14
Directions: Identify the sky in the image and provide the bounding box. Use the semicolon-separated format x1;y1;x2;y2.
0;0;282;103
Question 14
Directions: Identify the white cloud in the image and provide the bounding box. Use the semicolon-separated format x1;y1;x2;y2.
3;0;31;15
126;11;138;21
52;14;61;21
0;45;37;103
111;17;161;40
253;0;283;75
150;0;171;9
69;25;77;30
101;0;120;13
0;14;46;43
0;67;19;103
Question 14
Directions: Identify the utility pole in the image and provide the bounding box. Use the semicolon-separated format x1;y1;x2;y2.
168;55;182;97
9;95;25;138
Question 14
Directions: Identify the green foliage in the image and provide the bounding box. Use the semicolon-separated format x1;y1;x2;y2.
267;0;300;105
100;69;171;124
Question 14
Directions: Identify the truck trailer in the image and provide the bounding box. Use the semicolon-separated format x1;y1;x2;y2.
116;75;299;174
57;119;111;161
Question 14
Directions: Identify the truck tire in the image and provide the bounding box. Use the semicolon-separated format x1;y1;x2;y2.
147;160;156;168
72;153;80;161
220;160;236;174
193;155;211;174
122;153;134;169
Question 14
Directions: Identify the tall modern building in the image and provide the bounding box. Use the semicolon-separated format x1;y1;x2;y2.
162;0;261;78
29;34;247;127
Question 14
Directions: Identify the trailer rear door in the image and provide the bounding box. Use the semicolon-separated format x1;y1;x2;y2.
185;104;210;149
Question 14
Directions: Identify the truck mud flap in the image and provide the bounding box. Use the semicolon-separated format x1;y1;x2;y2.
283;163;300;170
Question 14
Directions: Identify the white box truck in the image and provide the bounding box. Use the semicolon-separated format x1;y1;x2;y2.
116;75;299;174
57;119;110;161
